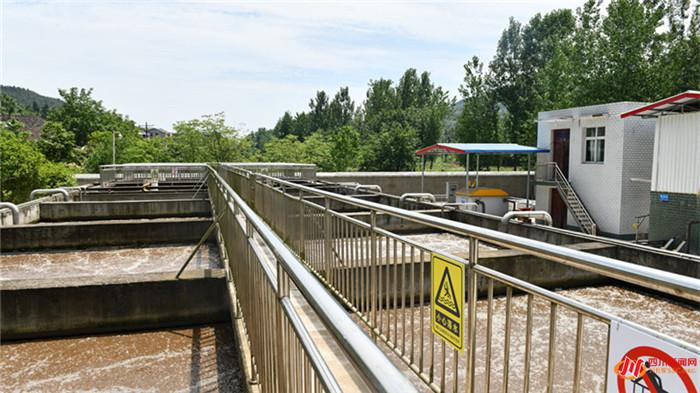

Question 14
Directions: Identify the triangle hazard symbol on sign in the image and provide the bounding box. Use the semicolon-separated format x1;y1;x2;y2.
435;267;460;318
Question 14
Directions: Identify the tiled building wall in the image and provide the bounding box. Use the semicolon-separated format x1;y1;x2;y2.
619;116;656;234
649;191;700;255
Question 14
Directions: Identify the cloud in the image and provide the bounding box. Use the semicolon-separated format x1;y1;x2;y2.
2;0;583;130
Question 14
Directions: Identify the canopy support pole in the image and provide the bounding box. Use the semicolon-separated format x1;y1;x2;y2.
420;155;426;193
476;154;480;188
465;153;470;190
526;154;531;209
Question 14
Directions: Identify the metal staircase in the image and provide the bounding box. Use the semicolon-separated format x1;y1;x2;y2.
536;162;598;235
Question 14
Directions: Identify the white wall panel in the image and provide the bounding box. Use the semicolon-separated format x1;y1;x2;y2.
653;112;700;194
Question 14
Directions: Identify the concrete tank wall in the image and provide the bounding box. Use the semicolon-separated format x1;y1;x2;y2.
317;171;532;198
1;218;213;252
40;199;211;222
1;270;229;340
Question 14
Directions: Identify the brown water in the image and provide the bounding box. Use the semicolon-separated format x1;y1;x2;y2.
363;285;700;393
0;243;221;281
403;233;498;257
0;324;245;392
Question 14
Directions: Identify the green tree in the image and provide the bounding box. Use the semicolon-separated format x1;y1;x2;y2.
173;113;248;162
570;0;605;105
1;94;27;118
301;132;333;170
308;90;330;132
362;78;400;134
273;112;294;138
328;87;355;130
262;135;306;163
598;0;665;102
171;113;249;163
663;1;700;92
37;121;77;163
0;129;44;202
457;57;502;169
47;87;138;146
293;112;311;139
0;128;75;203
38;161;76;190
248;127;275;150
398;69;421;109
360;123;418;171
327;125;361;171
82;129;138;172
170;126;208;163
119;137;175;164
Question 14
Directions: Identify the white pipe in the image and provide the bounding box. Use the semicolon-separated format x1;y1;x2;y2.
354;184;382;193
399;193;436;206
440;202;479;214
0;202;20;225
30;188;70;201
501;210;553;226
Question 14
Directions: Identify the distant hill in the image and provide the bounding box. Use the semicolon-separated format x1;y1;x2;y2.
1;85;63;113
442;99;464;142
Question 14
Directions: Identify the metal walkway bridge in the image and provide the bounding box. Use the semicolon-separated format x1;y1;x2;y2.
7;163;696;393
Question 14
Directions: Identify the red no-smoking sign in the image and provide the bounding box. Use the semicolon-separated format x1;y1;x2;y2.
608;321;699;393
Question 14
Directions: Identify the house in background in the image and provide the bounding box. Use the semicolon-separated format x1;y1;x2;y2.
621;91;700;254
140;127;172;138
535;102;656;238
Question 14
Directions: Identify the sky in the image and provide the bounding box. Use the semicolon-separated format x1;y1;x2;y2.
2;0;584;132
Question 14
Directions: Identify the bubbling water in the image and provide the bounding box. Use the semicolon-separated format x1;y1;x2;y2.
0;324;245;392
0;243;221;281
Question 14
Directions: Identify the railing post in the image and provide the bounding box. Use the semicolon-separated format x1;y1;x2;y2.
281;184;287;237
465;237;479;393
276;262;288;393
324;197;332;283
299;191;305;256
370;210;378;337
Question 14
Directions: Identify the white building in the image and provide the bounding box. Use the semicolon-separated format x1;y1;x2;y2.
535;102;656;238
620;91;700;253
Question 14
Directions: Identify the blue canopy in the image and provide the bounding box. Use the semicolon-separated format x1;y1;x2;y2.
416;143;549;155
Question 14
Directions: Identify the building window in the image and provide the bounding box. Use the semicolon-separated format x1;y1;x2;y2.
584;127;605;163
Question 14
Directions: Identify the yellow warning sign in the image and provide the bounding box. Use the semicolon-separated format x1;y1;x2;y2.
431;253;464;351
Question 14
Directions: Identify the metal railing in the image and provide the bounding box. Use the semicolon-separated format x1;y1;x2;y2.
220;164;700;393
99;163;315;185
206;166;416;393
225;162;317;180
99;163;207;184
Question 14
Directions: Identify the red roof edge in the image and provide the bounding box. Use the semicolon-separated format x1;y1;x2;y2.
415;144;467;155
620;91;700;118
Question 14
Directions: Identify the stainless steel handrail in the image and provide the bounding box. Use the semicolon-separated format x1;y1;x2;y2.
223;164;700;303
0;202;20;225
30;188;70;201
208;166;418;393
501;210;553;226
399;193;436;206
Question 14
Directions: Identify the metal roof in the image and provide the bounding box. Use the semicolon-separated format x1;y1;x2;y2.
416;143;548;155
620;90;700;118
